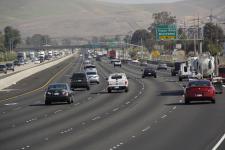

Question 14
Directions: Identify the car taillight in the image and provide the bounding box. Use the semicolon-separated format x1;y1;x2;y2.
125;81;128;85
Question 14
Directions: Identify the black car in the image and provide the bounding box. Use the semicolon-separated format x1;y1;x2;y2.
6;63;15;71
70;72;90;90
45;83;74;105
142;68;157;78
0;64;7;74
171;62;184;76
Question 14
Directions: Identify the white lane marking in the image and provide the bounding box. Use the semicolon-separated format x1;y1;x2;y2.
0;88;18;92
14;107;22;111
223;85;225;88
139;91;142;94
134;96;138;99
173;106;177;110
126;101;130;105
54;110;62;114
88;97;92;100
142;126;151;132
161;115;167;119
74;103;80;106
132;135;136;138
4;103;18;106
212;133;225;150
113;108;119;112
92;116;101;121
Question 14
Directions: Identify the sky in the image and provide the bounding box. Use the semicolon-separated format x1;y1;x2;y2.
97;0;184;4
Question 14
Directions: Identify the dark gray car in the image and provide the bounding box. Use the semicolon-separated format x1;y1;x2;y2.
0;64;7;74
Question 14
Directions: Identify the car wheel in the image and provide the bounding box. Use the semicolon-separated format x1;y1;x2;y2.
125;87;128;92
185;98;190;104
45;100;51;105
211;99;216;104
179;77;182;81
142;75;145;78
87;86;90;90
154;75;157;78
108;88;111;93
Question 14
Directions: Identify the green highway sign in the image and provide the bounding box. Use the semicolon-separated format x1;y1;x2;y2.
156;24;177;40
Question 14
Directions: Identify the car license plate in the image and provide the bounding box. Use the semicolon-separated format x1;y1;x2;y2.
54;93;59;96
77;80;82;82
115;86;119;89
196;94;202;97
148;73;152;75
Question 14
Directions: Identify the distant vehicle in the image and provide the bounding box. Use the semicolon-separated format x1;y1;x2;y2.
212;77;223;94
218;65;225;84
39;51;45;62
110;59;118;64
140;61;148;67
157;64;168;70
6;63;15;71
17;52;26;61
29;51;35;60
34;58;40;64
184;80;216;104
114;60;122;67
86;70;100;84
142;68;156;78
13;60;19;66
171;62;184;76
84;64;97;72
18;59;25;65
48;50;53;58
107;73;129;93
108;50;118;59
45;83;74;105
0;64;7;74
70;72;90;90
96;56;101;61
84;60;91;65
131;59;140;64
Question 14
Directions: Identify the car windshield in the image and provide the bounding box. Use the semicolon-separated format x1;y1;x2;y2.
48;84;67;90
0;65;5;68
111;75;123;79
85;65;96;69
189;81;211;87
86;72;96;75
72;73;85;79
6;63;12;66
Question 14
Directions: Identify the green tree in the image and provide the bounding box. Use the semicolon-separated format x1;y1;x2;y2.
4;26;21;50
203;22;224;55
0;32;5;52
131;29;154;50
26;34;51;46
149;11;176;34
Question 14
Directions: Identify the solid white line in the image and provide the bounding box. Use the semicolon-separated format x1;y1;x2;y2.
161;115;167;119
173;106;177;110
113;108;119;112
142;126;151;132
212;133;225;150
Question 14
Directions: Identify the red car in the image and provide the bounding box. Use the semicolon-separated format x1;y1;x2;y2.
184;80;216;104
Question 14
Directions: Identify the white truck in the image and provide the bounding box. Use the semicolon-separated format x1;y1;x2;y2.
17;52;27;61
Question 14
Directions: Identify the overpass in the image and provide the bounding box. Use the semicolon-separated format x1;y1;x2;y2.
15;43;129;51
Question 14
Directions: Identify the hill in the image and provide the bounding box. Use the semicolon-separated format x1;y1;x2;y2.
0;0;224;38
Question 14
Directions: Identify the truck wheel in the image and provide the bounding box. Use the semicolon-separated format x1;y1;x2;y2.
185;98;190;104
179;77;182;81
108;88;111;93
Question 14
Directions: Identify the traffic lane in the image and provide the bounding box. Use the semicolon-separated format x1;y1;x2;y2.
117;83;225;150
0;56;82;115
0;69;142;150
0;56;77;100
55;60;183;150
0;57;83;129
65;67;183;150
0;55;109;131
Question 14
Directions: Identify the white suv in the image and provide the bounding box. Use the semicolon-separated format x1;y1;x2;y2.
86;70;100;84
114;60;122;67
107;73;129;93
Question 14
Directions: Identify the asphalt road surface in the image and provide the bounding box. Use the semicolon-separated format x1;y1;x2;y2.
0;55;225;150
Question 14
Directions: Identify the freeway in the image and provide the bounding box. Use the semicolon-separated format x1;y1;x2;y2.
0;55;225;150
